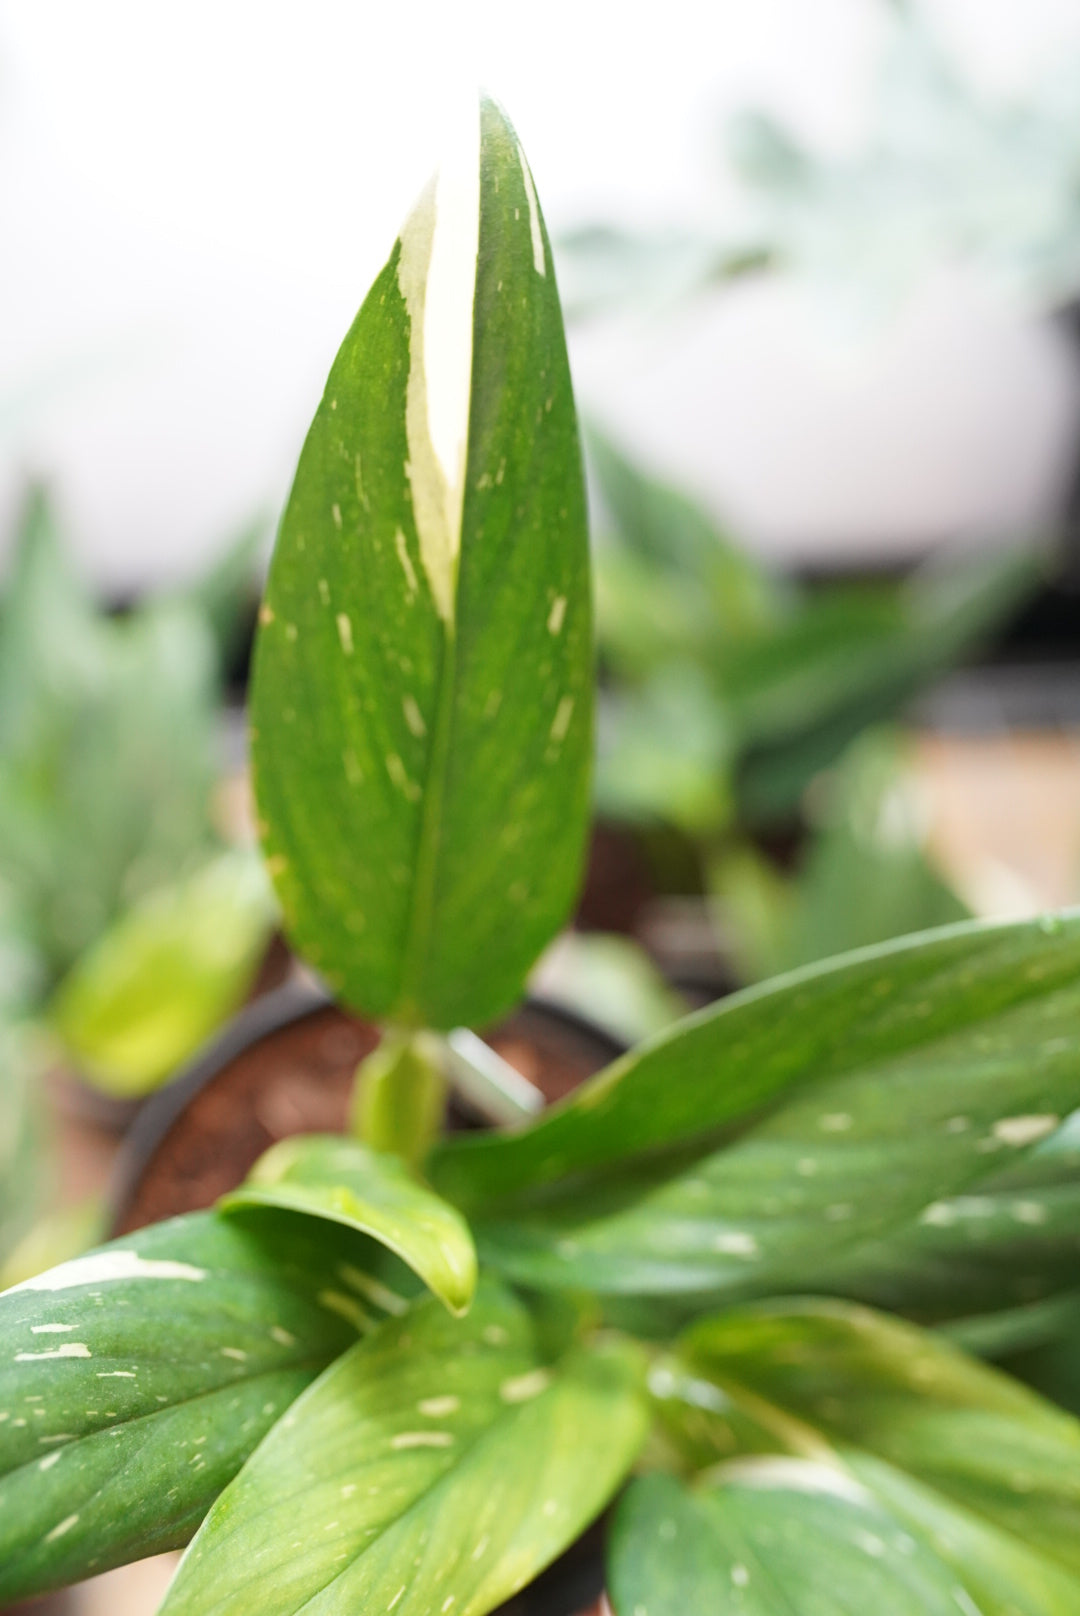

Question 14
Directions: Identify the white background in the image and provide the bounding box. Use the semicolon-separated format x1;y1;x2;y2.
3;0;1080;588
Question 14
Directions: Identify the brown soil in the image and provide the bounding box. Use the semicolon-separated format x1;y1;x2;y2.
115;998;616;1233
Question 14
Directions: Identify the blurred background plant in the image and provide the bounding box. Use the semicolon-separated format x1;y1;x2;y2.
580;428;1044;992
560;0;1080;327
0;485;274;1283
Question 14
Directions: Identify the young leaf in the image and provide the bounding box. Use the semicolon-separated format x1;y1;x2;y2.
432;911;1080;1209
159;1283;648;1616
51;850;275;1097
221;1134;477;1316
251;97;591;1030
608;1467;973;1616
0;1209;404;1602
674;1299;1080;1578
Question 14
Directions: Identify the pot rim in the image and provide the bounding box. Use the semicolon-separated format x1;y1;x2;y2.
108;979;626;1236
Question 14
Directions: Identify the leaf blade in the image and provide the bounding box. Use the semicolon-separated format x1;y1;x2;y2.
608;1467;974;1616
160;1283;648;1616
251;99;591;1029
0;1210;404;1601
221;1134;477;1315
432;911;1080;1213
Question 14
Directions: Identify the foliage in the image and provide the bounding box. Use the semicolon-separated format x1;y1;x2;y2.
592;428;1039;834
2;97;1079;1616
0;490;273;1108
712;726;968;983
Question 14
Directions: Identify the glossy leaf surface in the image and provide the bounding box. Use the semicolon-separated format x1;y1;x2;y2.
608;1467;972;1616
251;99;591;1029
0;1210;396;1601
675;1299;1080;1578
160;1283;647;1616
433;913;1080;1235
221;1133;477;1315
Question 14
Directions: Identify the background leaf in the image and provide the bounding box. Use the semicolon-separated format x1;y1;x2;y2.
712;728;968;983
52;850;274;1096
0;1209;407;1602
251;98;591;1030
222;1134;477;1315
160;1282;648;1616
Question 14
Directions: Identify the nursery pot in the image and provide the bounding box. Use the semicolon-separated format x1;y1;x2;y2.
110;980;624;1616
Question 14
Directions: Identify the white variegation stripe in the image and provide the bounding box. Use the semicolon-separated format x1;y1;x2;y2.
396;101;481;625
516;143;546;277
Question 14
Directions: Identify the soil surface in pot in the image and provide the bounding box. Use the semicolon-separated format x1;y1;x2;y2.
115;999;613;1233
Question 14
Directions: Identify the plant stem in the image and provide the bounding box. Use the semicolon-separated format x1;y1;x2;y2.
349;1030;446;1166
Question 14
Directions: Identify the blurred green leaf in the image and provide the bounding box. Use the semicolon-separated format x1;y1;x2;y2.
51;850;273;1096
608;1466;975;1616
588;428;779;640
252;99;592;1030
0;1017;51;1272
0;484;105;758
670;1299;1080;1580
221;1134;477;1316
180;513;267;668
597;670;733;836
713;729;968;982
0;1195;107;1293
811;1109;1080;1327
532;930;688;1047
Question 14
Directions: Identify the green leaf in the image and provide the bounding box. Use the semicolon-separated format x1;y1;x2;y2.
432;911;1080;1213
813;1110;1080;1326
0;1017;51;1271
180;513;267;667
251;98;592;1030
0;597;222;982
713;729;968;983
846;1451;1080;1616
587;426;779;642
596;668;733;835
0;484;104;757
51;851;274;1096
531;930;688;1048
674;1299;1080;1578
221;1134;477;1316
159;1283;648;1616
0;1209;407;1602
449;913;1080;1296
608;1467;974;1616
735;546;1040;823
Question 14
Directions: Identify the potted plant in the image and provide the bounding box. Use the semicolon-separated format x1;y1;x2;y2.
2;99;1080;1616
